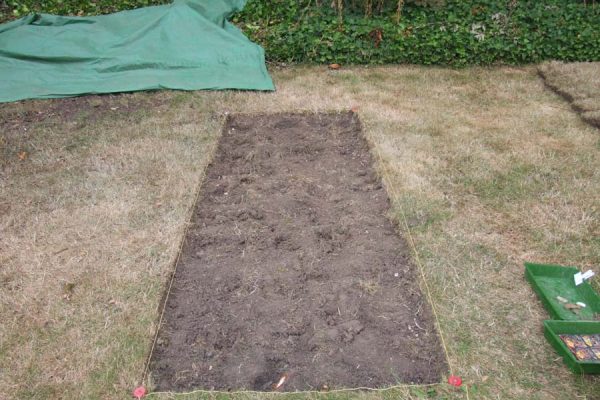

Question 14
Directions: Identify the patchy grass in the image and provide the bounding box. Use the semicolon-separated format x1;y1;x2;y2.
0;95;223;399
1;66;599;400
538;61;600;129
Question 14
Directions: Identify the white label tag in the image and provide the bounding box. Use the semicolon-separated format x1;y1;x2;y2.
574;270;595;286
582;270;595;280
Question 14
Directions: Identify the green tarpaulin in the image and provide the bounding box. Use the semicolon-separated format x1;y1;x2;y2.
0;0;274;103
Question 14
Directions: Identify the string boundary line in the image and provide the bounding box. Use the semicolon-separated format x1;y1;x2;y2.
363;117;455;377
146;383;440;398
141;114;227;386
140;111;459;397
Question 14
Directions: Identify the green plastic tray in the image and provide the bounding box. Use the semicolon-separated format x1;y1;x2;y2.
544;320;600;374
525;262;600;321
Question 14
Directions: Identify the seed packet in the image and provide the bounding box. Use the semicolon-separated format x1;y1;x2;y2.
583;334;600;347
560;334;586;350
574;348;595;361
560;334;600;362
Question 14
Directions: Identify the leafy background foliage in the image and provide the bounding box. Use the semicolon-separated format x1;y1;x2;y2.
2;0;168;18
1;0;599;65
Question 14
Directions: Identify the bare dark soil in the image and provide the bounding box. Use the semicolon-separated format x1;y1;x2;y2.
150;112;446;392
0;93;165;130
0;93;166;170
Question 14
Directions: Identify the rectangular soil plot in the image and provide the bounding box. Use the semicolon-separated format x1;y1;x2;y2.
150;112;447;391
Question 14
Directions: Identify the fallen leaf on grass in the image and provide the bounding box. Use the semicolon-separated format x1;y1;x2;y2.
62;282;75;301
18;151;28;160
272;373;288;390
63;282;75;293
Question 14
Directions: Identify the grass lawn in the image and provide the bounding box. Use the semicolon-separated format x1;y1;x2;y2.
538;61;600;129
1;65;599;400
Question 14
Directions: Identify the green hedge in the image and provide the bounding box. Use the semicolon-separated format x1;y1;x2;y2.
235;0;600;66
1;1;168;19
1;0;599;66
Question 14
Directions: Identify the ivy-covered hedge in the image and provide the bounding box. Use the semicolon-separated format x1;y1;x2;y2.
1;0;169;19
1;0;599;66
235;0;600;66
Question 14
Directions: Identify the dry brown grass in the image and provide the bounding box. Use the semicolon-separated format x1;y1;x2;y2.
538;61;600;129
0;96;223;398
1;66;599;400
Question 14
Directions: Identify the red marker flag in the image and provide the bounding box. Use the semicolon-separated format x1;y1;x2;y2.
133;386;147;399
448;375;462;387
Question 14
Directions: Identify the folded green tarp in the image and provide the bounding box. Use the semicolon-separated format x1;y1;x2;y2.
0;0;274;103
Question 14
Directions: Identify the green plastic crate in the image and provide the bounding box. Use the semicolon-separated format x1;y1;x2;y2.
525;262;600;321
544;320;600;374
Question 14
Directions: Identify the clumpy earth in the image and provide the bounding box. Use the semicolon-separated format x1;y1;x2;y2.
150;112;447;391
